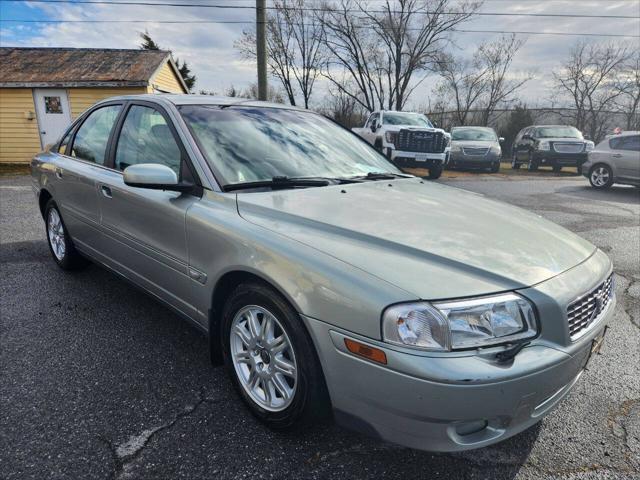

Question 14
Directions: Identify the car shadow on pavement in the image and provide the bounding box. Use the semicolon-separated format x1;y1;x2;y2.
2;239;541;480
556;184;640;205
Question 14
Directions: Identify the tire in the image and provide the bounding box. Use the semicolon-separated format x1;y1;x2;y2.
511;150;520;169
44;200;89;270
527;152;538;172
221;281;330;430
589;164;614;189
428;164;443;179
552;164;562;173
490;162;500;173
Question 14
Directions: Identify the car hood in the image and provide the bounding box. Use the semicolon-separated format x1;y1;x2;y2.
236;178;595;300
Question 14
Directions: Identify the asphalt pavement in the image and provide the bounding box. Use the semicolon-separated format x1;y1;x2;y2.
1;173;639;480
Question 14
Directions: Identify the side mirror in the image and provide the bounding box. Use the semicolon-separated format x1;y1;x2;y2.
371;122;378;133
499;137;505;143
123;164;192;192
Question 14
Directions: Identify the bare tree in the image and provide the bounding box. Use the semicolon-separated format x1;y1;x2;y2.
476;34;532;126
553;40;629;141
613;51;640;130
236;0;325;108
319;0;481;112
434;53;487;125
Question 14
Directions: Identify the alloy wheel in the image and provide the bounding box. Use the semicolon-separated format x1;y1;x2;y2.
48;208;66;261
230;305;298;412
591;167;611;187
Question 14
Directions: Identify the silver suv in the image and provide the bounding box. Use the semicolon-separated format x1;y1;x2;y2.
582;132;640;189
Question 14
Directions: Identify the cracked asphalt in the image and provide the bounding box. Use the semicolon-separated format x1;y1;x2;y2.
1;174;638;480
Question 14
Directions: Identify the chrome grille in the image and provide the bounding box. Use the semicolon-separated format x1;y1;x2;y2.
567;274;614;339
462;147;489;156
553;143;584;154
396;129;446;153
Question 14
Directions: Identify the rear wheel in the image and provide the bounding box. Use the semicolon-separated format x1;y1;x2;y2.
552;164;562;172
44;200;88;270
221;282;330;429
428;164;443;179
589;164;614;189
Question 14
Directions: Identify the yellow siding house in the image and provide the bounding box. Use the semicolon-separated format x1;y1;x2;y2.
0;47;188;165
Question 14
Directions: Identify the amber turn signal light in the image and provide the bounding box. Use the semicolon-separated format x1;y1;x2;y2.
344;338;387;365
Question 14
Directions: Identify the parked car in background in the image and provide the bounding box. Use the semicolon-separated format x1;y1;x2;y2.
511;125;594;172
449;126;503;173
32;95;614;453
352;110;450;179
582;131;640;189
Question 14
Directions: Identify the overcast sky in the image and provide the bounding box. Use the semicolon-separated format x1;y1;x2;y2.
1;0;638;109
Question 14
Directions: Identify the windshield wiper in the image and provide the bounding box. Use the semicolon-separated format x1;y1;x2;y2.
223;176;332;192
350;172;413;181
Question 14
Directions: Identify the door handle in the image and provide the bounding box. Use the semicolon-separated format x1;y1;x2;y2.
612;153;622;158
100;185;112;198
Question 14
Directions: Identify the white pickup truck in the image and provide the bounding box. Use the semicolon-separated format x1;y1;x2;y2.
352;110;450;179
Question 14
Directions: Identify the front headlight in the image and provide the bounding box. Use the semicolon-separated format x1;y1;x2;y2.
385;131;397;146
491;145;502;154
382;293;537;351
537;141;551;151
585;141;595;151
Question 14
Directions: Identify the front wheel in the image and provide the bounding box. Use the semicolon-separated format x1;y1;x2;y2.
428;164;443;179
221;282;330;430
589;164;614;189
490;162;500;173
527;152;538;172
44;200;88;270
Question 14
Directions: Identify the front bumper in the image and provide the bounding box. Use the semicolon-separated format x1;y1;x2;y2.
389;149;446;169
449;151;501;169
532;150;588;166
304;250;615;452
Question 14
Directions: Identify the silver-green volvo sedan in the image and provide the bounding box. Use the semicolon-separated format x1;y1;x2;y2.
31;95;615;452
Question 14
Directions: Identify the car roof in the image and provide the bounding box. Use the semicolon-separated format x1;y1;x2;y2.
95;93;306;111
608;130;640;137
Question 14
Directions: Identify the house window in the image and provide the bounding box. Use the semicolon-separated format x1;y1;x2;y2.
44;96;63;114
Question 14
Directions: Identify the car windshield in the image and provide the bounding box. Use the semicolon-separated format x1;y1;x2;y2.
451;128;497;141
535;126;582;139
382;112;433;127
179;105;402;186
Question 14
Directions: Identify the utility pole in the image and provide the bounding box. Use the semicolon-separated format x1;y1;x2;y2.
256;0;268;101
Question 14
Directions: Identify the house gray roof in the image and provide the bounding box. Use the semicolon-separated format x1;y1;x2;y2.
0;47;180;88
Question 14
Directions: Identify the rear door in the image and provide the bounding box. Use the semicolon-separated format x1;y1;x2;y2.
93;101;201;317
612;135;640;179
56;103;123;249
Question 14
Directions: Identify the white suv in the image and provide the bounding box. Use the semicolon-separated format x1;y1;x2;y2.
582;131;640;189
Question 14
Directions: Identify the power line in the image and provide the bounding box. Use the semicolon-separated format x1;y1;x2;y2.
1;0;639;19
2;18;639;37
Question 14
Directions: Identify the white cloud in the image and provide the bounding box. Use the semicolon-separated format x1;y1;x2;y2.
1;0;637;107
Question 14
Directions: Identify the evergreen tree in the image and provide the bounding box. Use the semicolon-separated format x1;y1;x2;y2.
138;31;196;92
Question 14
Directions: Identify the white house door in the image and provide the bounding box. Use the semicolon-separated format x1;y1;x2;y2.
33;89;72;148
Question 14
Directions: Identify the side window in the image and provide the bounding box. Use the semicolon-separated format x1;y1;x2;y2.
71;105;122;165
621;135;640;152
115;105;182;175
58;128;72;154
609;137;622;150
